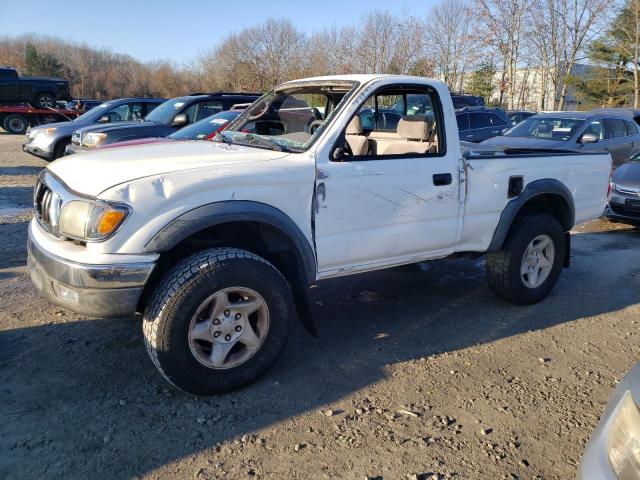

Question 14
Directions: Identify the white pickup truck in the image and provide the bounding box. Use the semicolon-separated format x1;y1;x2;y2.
27;74;611;395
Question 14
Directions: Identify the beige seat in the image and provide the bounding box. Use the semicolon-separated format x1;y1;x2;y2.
345;116;369;156
382;115;432;155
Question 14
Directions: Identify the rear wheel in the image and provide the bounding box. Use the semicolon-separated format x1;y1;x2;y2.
34;93;55;109
486;213;565;305
143;248;294;395
3;114;28;134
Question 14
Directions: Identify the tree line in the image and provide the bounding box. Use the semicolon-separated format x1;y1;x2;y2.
0;0;638;110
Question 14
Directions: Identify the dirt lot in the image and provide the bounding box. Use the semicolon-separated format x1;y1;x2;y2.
1;132;638;480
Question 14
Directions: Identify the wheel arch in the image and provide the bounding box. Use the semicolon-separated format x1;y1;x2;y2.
52;136;71;157
488;178;574;252
140;201;318;335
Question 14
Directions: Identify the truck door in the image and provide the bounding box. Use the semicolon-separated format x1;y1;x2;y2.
313;85;461;277
0;69;19;102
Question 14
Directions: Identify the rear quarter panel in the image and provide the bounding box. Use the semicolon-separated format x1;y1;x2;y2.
457;153;611;252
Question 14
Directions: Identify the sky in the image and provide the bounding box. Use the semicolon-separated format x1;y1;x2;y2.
0;0;438;64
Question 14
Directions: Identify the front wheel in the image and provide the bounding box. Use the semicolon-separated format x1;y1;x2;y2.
486;213;566;305
143;248;294;395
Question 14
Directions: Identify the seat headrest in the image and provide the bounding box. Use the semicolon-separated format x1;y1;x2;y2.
346;115;363;135
398;115;431;141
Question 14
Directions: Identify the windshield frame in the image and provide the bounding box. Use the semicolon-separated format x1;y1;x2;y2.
503;116;587;142
217;80;360;153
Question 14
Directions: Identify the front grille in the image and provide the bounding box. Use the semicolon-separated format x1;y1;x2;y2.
34;180;53;226
72;131;81;145
616;185;640;196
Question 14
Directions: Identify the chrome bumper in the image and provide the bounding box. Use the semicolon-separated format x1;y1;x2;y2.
27;233;156;317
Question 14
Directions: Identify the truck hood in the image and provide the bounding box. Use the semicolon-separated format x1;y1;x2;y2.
47;140;289;196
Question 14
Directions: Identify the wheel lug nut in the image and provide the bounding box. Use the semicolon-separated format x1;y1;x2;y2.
225;334;231;341
235;313;241;320
224;310;230;317
213;319;221;325
235;325;242;332
213;331;221;337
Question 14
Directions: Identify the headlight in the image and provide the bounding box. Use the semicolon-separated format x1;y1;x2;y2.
82;132;107;148
41;127;57;137
606;391;640;478
59;200;130;240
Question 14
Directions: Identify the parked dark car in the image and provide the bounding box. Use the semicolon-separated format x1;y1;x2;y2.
0;66;71;108
95;110;243;150
66;99;103;112
479;111;640;167
23;98;165;160
606;152;640;226
66;93;261;154
451;94;485;109
456;106;511;142
508;110;536;125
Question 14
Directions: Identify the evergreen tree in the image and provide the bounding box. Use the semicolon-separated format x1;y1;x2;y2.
24;43;39;75
467;62;496;101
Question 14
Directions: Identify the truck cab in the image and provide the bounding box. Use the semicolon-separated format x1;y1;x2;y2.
0;66;70;108
26;75;611;395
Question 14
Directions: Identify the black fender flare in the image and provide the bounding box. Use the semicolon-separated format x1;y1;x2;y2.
488;178;575;252
144;201;319;336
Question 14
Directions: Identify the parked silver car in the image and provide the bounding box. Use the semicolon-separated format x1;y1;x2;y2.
479;111;640;167
579;364;640;479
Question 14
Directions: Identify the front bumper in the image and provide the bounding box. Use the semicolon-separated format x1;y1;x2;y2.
605;202;640;226
23;142;55;160
27;226;156;317
64;142;86;155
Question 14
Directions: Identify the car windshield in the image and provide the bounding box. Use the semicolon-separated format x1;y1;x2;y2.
391;94;434;116
505;116;585;141
144;98;188;123
73;102;111;122
215;81;358;152
168;111;240;140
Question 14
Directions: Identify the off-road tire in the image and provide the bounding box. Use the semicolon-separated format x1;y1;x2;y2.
486;213;565;305
34;92;55;109
3;114;28;134
143;248;294;395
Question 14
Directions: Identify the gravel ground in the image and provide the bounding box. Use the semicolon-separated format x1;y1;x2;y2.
1;132;639;480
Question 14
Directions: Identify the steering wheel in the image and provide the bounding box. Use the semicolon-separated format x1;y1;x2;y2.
246;102;270;121
306;119;324;134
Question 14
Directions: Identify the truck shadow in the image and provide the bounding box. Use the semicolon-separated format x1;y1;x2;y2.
1;230;639;478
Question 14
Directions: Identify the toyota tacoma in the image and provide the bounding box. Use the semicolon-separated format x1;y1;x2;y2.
27;75;611;395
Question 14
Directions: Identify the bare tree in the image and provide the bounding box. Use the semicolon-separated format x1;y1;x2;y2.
425;0;482;92
353;11;424;74
552;0;611;109
477;0;528;109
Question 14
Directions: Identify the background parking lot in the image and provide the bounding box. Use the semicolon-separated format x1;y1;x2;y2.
0;132;639;479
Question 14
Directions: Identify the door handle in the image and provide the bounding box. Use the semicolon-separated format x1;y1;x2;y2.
433;173;452;186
